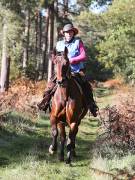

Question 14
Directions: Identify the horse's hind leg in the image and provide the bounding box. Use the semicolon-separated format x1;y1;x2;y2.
49;116;58;155
58;122;66;161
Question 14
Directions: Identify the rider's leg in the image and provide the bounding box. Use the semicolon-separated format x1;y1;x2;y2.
82;81;98;117
37;76;57;111
74;72;98;117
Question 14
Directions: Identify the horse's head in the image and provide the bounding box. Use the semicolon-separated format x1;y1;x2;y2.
52;47;70;86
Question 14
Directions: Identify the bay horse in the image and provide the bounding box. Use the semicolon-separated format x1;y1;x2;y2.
49;47;88;164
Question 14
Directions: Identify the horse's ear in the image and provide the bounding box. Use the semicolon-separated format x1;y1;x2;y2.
63;46;68;57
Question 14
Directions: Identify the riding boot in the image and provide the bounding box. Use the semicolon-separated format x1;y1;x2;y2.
82;81;99;117
72;73;98;117
37;77;57;112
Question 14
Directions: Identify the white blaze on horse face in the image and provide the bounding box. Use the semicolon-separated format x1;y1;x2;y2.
56;59;63;81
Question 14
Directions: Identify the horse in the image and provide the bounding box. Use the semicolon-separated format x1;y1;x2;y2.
48;47;88;164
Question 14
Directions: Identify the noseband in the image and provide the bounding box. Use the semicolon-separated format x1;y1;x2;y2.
57;77;68;87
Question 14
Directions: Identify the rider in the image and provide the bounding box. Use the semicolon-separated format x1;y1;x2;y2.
38;23;98;117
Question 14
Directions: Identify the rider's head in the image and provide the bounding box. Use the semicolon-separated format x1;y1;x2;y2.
62;24;78;42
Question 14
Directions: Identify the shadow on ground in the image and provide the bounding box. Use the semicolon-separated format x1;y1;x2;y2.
0;112;98;167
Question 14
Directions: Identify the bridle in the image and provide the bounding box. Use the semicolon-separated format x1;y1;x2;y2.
57;77;68;87
54;53;71;87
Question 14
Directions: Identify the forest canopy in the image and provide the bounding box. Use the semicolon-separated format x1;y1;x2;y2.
0;0;134;85
75;0;135;81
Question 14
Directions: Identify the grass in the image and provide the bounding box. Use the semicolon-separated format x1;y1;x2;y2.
0;111;98;180
93;87;116;109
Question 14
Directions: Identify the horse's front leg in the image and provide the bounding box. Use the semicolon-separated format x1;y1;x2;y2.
58;122;66;161
71;128;78;157
49;116;58;155
66;122;78;164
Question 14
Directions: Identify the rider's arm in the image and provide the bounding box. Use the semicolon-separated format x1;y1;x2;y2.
69;41;87;64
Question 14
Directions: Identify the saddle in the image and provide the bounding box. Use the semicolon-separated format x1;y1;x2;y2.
38;72;98;116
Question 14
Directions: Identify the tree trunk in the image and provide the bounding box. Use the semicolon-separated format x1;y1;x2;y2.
42;9;49;79
63;0;68;18
0;24;10;92
47;3;55;82
5;56;11;91
36;10;43;80
39;12;42;53
54;0;61;42
35;10;38;56
22;9;30;70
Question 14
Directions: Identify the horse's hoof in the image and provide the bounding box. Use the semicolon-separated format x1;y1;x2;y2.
65;159;71;164
49;145;54;155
